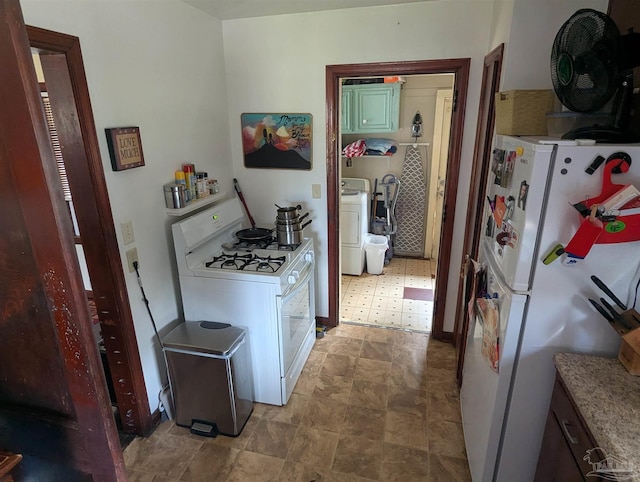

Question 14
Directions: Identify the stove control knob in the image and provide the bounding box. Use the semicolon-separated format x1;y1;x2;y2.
305;252;314;262
288;270;300;284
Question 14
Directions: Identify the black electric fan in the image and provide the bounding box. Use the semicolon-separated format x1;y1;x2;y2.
551;8;640;142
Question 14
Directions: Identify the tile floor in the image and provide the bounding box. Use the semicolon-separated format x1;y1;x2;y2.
341;257;437;333
124;323;471;481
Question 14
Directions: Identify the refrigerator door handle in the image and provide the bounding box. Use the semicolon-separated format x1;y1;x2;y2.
481;241;530;296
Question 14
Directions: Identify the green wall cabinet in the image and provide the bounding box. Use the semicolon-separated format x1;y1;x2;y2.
342;83;401;134
341;87;354;133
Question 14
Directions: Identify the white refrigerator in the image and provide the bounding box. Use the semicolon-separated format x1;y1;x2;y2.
461;135;640;482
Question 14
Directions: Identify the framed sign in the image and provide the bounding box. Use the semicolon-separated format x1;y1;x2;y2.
105;127;145;171
241;113;312;170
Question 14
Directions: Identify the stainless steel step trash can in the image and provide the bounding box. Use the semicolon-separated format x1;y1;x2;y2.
163;321;253;437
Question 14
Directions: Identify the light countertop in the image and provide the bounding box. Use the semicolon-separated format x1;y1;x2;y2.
554;353;640;481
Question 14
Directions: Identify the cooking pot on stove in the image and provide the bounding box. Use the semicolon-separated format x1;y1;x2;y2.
275;204;303;221
275;212;310;228
276;219;312;245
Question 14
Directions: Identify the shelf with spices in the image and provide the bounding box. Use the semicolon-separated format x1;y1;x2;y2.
166;191;226;217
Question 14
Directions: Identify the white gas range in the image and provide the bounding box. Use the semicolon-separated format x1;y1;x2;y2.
171;197;316;405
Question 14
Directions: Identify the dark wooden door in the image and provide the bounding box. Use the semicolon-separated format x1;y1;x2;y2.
0;1;125;479
454;44;503;384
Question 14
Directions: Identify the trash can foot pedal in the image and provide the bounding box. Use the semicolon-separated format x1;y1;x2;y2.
190;420;218;437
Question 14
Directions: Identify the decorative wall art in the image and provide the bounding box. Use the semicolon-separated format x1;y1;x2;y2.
241;113;312;170
105;127;145;171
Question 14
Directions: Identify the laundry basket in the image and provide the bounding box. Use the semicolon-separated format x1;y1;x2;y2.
364;234;389;275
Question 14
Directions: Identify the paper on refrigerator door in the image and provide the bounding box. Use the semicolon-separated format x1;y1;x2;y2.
466;257;483;324
476;297;500;373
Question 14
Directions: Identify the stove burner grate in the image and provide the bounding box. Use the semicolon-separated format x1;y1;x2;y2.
242;255;286;273
206;253;287;272
222;238;301;252
206;252;253;270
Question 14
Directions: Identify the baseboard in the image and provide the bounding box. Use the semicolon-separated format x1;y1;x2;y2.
316;316;335;328
439;331;454;342
151;408;162;428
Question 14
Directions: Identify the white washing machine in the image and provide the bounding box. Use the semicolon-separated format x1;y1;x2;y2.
340;178;370;275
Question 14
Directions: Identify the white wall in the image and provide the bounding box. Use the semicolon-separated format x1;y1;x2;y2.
489;0;514;52
21;0;234;411
498;0;608;90
222;1;495;331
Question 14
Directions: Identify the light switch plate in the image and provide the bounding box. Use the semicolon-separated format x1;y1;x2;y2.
121;221;135;245
312;184;321;199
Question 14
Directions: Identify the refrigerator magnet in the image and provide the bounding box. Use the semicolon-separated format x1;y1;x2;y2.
496;232;511;246
496;224;519;250
494;196;506;227
501;151;516;188
504;196;515;221
542;243;565;265
518;180;529;210
486;216;495;237
492;149;506;186
507;226;520;249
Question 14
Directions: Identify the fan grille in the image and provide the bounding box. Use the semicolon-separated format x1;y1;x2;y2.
551;9;619;112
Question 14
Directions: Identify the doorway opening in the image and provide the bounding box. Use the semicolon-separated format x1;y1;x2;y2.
338;74;454;333
326;59;470;340
28;25;152;437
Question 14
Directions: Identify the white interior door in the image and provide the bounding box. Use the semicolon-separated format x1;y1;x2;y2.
425;89;453;259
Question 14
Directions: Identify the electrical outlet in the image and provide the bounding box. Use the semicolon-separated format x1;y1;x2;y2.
121;221;135;245
312;184;321;199
126;248;138;273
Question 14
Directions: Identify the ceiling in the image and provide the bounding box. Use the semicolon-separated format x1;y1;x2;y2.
181;0;433;20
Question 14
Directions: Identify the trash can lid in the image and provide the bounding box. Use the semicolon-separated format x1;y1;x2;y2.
162;321;245;356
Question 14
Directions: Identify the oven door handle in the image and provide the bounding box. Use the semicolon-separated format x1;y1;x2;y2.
281;261;313;299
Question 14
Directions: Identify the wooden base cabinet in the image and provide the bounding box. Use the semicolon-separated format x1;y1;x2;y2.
534;375;601;482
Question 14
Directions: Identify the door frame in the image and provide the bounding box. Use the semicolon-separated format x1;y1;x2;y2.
454;44;504;382
28;25;152;436
325;59;470;339
425;88;454;260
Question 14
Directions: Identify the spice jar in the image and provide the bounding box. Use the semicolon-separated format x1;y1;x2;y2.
196;172;209;199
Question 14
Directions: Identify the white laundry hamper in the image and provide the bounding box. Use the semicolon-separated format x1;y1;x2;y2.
364;234;389;275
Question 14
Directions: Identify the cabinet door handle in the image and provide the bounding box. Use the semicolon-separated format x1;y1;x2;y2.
561;419;579;444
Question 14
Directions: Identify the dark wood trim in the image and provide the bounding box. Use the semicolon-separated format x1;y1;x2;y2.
325;67;340;329
0;1;125;478
440;331;454;342
454;44;504;384
315;316;331;328
326;59;471;341
28;26;152;436
151;408;162;428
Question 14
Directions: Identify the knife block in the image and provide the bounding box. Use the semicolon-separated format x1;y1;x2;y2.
617;309;640;376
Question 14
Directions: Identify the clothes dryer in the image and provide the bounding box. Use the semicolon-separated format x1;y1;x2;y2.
340;178;370;275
